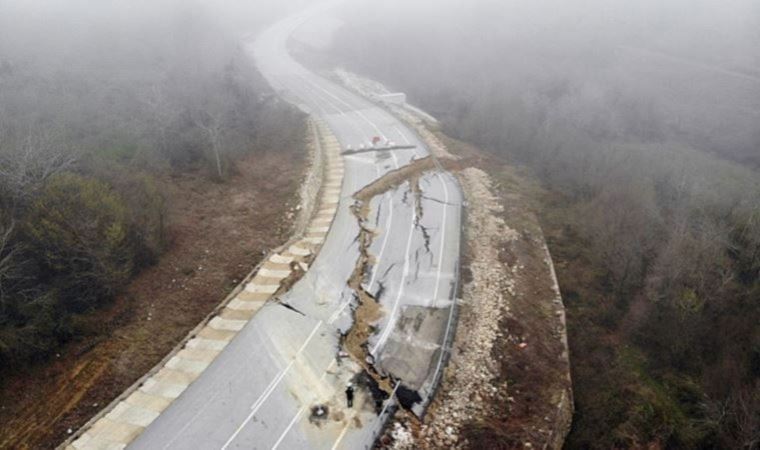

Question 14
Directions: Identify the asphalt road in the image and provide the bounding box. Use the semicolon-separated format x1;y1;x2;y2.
129;4;462;449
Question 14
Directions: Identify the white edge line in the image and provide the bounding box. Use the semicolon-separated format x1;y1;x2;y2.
371;195;417;355
271;406;307;450
220;320;323;450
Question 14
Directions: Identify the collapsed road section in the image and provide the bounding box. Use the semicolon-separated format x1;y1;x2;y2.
343;157;441;408
63;3;465;449
340;155;465;419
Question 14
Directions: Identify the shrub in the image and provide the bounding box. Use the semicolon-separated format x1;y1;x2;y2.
23;172;135;313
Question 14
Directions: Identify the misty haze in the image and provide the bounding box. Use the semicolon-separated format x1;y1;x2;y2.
0;1;758;449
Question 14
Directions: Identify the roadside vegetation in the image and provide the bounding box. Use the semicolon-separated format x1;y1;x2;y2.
0;1;301;367
331;0;760;448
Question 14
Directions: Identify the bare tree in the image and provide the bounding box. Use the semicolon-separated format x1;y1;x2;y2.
142;84;179;157
0;128;77;205
0;220;16;299
732;385;760;450
195;110;226;180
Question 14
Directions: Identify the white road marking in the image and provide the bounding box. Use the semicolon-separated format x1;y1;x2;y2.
330;422;351;450
431;172;450;308
271;406;306;450
393;126;411;145
220;321;323;450
379;381;401;418
160;391;221;450
371;195;418;355
301;76;388;141
327;161;382;325
301;70;442;361
366;191;394;292
301;79;406;327
269;356;339;448
329;146;400;325
366;149;400;292
277;61;453;450
431;172;457;386
297;76;373;145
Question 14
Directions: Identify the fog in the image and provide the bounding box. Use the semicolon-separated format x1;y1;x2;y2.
328;1;759;448
0;0;309;371
335;0;760;167
2;0;757;163
0;0;298;74
0;0;758;448
0;0;310;174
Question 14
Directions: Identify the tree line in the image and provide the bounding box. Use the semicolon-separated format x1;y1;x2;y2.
332;0;760;447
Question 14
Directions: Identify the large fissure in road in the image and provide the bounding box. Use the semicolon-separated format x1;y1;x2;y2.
342;155;459;416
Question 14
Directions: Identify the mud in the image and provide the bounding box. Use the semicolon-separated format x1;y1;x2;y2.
353;157;435;203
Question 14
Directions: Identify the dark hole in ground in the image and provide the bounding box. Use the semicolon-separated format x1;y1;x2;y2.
309;404;329;424
395;384;422;410
356;371;389;414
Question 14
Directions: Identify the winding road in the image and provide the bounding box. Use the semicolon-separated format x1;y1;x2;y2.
128;3;462;449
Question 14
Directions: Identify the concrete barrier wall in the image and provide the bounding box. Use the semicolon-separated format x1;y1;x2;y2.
293;119;325;237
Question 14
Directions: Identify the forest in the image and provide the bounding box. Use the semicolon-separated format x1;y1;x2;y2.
331;0;760;447
0;0;300;366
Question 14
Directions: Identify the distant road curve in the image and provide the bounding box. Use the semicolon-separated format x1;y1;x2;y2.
126;2;462;450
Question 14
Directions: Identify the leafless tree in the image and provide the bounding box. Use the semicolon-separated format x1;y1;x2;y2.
0;128;78;205
583;181;661;295
142;84;178;156
195;110;226;180
732;385;760;450
0;219;18;315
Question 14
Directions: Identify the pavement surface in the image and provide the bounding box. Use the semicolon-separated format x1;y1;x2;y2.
126;3;463;450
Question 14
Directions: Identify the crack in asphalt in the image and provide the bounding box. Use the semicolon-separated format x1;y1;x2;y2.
277;301;306;316
374;281;386;302
417;223;432;254
420;194;458;206
340;156;445;412
381;262;396;281
374;196;384;227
